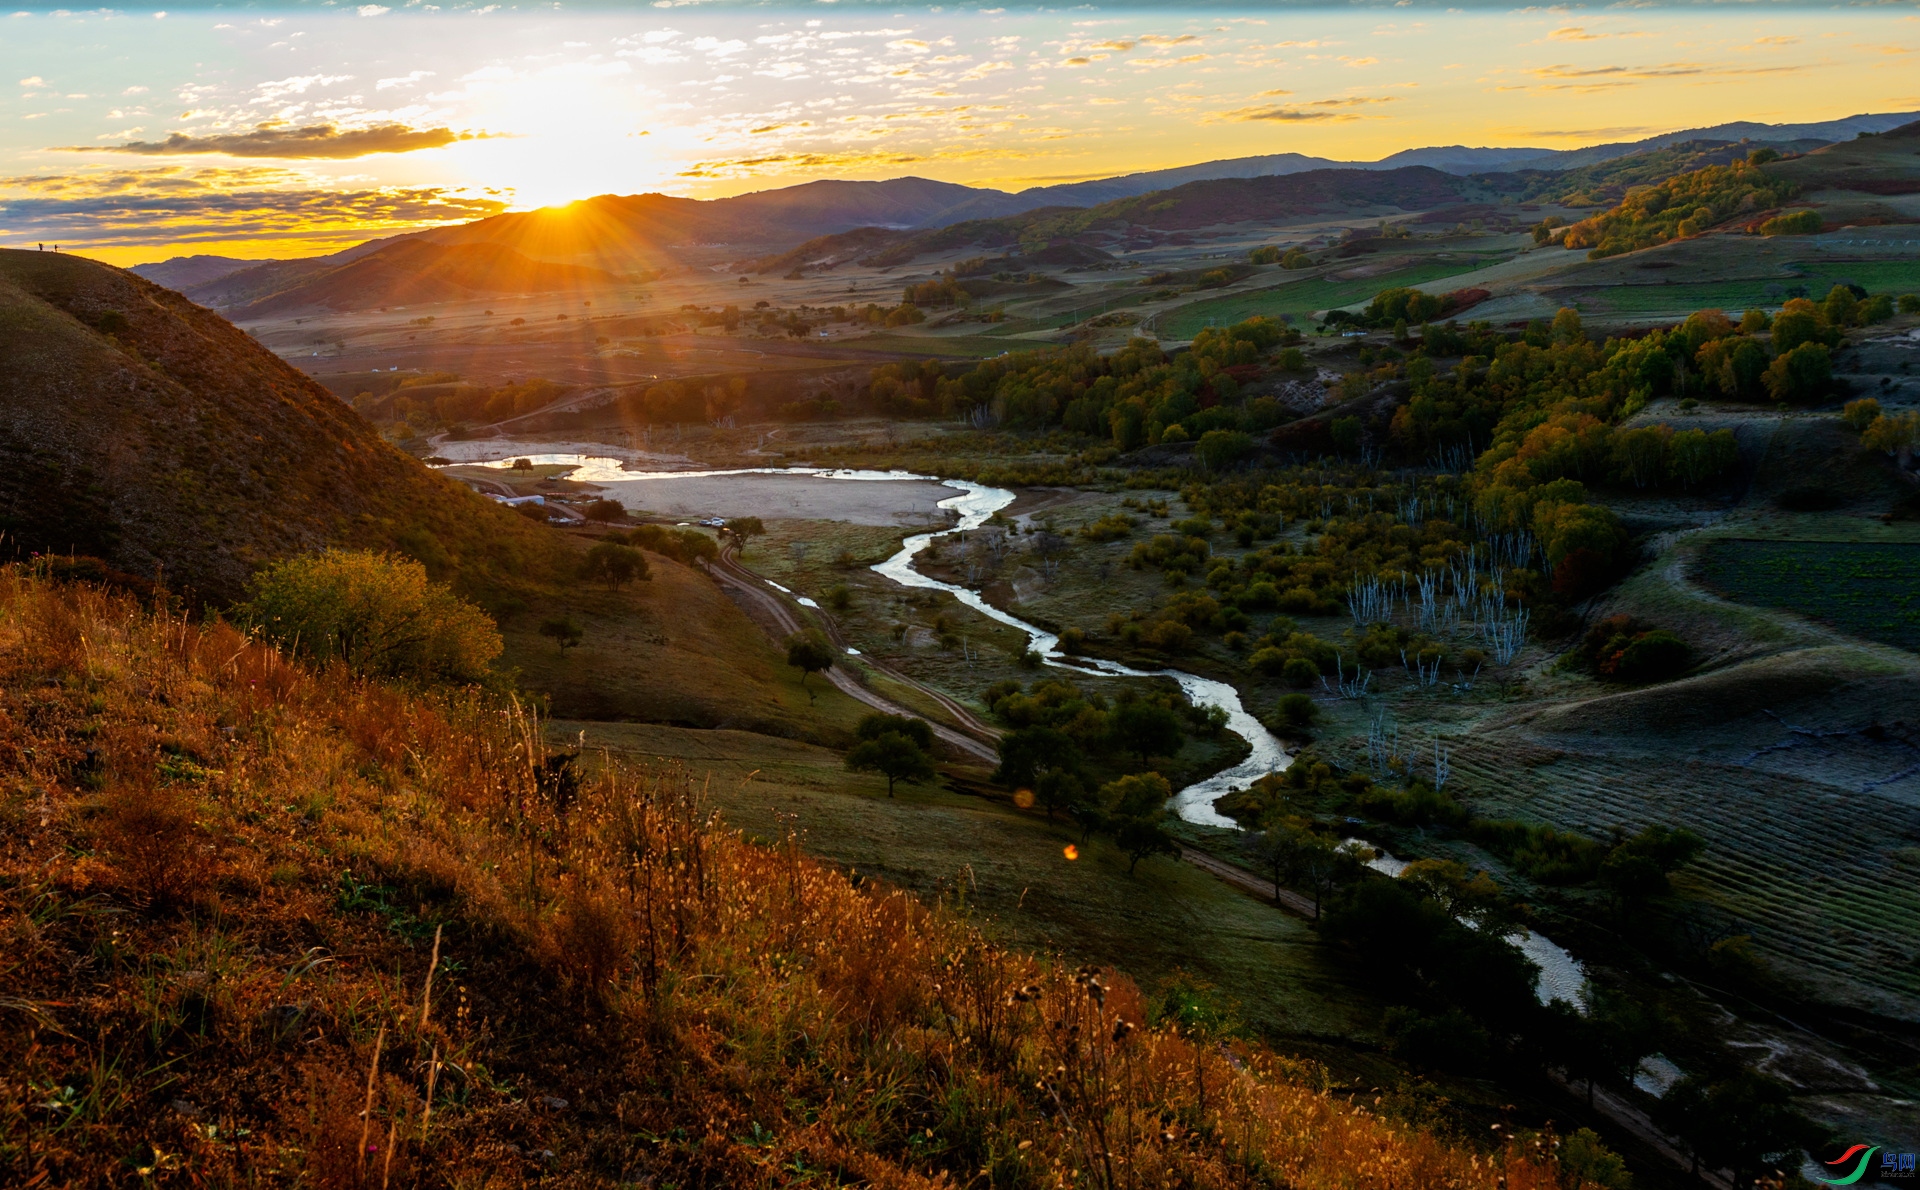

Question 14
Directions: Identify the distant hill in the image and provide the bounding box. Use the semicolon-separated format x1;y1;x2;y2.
1768;117;1920;196
962;111;1920;211
129;108;1920;304
129;254;283;291
792;168;1479;270
0;248;562;603
202;238;627;317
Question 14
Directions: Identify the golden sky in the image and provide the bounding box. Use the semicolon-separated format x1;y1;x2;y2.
3;3;1916;266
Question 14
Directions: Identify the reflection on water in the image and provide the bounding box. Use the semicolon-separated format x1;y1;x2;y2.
1354;840;1589;1010
870;479;1289;830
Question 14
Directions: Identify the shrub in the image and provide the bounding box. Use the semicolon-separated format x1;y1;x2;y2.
1274;692;1318;731
101;783;210;910
584;498;627;522
1758;209;1822;236
240;549;502;683
1842;397;1882;431
1080;513;1137;542
1195;429;1254;473
1576;615;1692;682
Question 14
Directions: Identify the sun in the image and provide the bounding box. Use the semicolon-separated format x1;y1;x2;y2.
445;67;678;210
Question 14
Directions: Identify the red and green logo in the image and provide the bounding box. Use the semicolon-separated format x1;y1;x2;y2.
1820;1145;1882;1186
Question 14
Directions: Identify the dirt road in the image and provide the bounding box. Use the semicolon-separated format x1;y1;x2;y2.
709;542;1000;765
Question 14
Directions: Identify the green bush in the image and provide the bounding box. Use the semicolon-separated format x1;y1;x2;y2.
1282;657;1320;688
240;549;502;683
1274;692;1318;731
1758;208;1822;236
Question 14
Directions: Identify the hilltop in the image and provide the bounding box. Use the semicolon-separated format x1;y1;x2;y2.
0;248;563;604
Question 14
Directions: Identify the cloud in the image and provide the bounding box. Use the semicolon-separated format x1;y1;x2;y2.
1138;34;1200;45
1224;107;1347;122
959;60;1014;80
0;167;508;250
1548;26;1605;40
1215;95;1396;122
1527;60;1803;84
18;76;46;87
676;145;1021;180
254;74;353;103
1516;124;1655;138
1127;54;1209;69
357;5;390;15
70;123;494;160
375;70;435;89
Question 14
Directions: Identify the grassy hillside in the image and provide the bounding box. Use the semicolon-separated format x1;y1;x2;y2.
0;249;568;606
500;529;883;744
0;571;1581;1187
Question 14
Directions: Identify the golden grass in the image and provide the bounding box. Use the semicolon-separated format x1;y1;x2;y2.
0;571;1580;1187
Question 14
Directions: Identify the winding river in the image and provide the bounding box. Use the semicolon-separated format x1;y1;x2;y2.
454;457;1586;1006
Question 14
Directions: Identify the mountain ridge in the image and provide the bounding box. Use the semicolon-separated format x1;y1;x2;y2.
130;110;1920;314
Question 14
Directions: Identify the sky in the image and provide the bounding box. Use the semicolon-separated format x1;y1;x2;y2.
2;1;1917;267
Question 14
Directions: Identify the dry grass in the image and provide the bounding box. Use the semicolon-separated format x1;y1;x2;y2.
0;571;1582;1187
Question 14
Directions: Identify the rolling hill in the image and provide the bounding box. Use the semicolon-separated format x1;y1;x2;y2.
132;110;1920;305
188;239;627;317
0;248;563;603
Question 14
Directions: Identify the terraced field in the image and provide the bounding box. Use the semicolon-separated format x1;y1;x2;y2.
1445;738;1920;1017
1784;258;1920;294
1699;540;1920;652
1159;257;1497;337
1569;279;1802;317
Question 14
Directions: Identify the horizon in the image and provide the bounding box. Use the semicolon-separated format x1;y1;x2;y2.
5;1;1917;267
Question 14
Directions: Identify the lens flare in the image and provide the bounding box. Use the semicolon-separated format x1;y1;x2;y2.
1063;844;1079;861
1013;788;1035;810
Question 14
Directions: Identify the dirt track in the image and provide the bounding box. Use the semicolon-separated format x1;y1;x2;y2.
710;541;999;765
